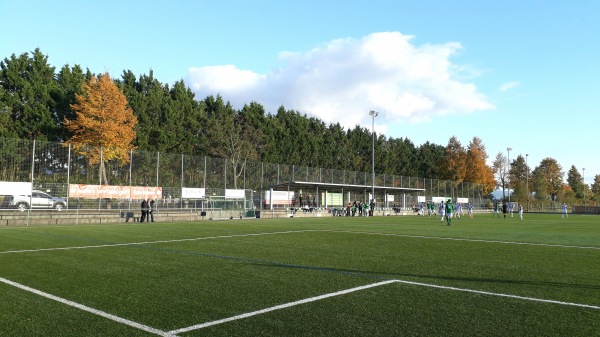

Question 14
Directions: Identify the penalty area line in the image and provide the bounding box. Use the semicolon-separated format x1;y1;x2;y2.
394;279;600;310
168;279;398;334
0;276;175;337
169;277;600;334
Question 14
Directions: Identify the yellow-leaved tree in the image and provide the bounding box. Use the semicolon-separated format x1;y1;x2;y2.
65;73;137;184
464;137;496;195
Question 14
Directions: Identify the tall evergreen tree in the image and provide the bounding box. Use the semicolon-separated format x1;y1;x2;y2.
417;142;445;179
54;64;90;141
322;122;349;170
385;137;418;177
0;48;59;140
566;165;584;199
347;125;372;172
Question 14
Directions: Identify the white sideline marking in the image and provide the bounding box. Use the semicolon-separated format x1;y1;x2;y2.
0;230;317;254
168;280;398;334
0;276;174;337
325;230;600;250
3;229;599;255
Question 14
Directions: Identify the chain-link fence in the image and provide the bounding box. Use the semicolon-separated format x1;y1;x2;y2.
0;137;490;216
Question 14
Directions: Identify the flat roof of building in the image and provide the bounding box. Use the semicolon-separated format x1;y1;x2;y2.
269;180;425;194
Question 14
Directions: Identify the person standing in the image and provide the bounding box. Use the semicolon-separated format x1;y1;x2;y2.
502;202;508;220
467;203;473;218
519;203;523;220
148;199;155;222
562;202;568;218
439;201;445;222
493;202;500;218
445;199;454;226
370;199;375;216
140;199;148;222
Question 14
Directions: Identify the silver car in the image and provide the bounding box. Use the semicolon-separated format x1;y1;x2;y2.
7;190;67;211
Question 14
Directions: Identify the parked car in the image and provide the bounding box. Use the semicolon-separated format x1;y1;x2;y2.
2;190;67;211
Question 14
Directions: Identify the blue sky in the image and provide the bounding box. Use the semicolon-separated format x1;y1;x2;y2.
2;0;599;183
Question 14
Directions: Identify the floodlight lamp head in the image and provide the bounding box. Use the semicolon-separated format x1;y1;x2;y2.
369;110;379;117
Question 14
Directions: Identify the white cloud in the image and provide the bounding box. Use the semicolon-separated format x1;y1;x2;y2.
186;32;493;131
499;81;520;92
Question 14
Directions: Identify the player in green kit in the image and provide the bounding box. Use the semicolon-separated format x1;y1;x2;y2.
445;199;454;226
493;202;500;218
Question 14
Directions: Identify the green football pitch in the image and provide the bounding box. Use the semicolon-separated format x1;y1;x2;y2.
1;213;599;336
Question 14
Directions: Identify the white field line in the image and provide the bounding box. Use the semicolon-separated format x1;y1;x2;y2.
169;277;600;334
322;230;600;250
0;276;175;337
3;229;599;255
393;279;600;310
168;279;398;334
0;230;318;254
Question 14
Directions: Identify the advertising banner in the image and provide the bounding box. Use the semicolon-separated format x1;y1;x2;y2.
182;188;206;199
68;184;162;199
225;189;246;199
0;181;32;196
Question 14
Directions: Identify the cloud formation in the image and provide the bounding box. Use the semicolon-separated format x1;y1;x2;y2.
499;81;520;92
187;32;493;132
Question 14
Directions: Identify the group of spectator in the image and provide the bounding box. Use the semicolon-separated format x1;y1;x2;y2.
140;199;156;222
331;200;375;217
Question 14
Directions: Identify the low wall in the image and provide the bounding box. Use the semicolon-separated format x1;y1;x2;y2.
0;207;420;226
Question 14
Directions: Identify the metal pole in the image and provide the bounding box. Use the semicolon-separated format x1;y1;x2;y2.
28;140;36;226
67;143;71;210
369;110;378;207
507;147;512;203
583;167;586;213
526;154;529;212
156;152;160;189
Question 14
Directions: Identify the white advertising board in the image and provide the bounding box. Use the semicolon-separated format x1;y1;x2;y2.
0;182;32;196
225;189;246;199
182;188;206;199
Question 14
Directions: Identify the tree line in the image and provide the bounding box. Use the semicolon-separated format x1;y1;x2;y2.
1;48;598;206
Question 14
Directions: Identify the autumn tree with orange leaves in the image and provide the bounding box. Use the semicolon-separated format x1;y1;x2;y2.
439;136;467;184
65;73;137;184
464;137;495;195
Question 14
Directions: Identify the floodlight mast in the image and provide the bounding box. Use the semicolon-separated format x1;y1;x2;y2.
526;154;529;211
369;110;379;214
583;167;586;213
507;147;512;203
